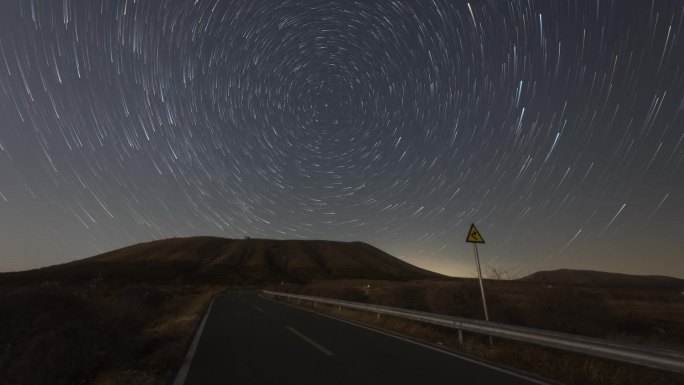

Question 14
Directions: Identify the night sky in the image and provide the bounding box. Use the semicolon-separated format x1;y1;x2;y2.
0;0;682;278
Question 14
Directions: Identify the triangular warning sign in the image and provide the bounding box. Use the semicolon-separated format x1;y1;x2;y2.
466;223;485;243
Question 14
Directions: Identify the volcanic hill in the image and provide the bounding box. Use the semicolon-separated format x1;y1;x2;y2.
520;269;684;289
0;237;441;284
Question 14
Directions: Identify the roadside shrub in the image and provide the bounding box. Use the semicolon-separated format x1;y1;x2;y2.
0;284;197;385
519;286;611;336
371;284;427;310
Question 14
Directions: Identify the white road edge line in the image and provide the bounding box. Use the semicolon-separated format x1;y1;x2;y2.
173;295;218;385
261;294;550;385
286;326;335;356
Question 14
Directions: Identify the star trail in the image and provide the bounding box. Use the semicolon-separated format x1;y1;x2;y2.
0;0;682;277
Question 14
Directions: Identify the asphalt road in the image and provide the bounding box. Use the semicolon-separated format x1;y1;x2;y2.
180;291;545;385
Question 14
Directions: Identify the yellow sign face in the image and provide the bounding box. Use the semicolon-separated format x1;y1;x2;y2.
466;224;485;243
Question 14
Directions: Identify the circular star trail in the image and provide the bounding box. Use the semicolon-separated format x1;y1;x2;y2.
0;0;683;277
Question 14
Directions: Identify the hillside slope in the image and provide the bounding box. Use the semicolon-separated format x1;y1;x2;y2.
519;269;684;289
0;237;441;284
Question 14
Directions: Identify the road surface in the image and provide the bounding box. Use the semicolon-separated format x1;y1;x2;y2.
180;291;546;385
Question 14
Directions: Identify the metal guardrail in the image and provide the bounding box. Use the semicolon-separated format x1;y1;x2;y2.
263;290;684;374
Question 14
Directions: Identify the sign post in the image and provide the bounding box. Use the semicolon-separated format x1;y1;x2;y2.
466;223;492;345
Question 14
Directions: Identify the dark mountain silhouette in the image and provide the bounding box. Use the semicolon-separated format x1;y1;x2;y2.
0;237;442;284
519;269;684;289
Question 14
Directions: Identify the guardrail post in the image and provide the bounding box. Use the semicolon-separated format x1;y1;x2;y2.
458;329;463;346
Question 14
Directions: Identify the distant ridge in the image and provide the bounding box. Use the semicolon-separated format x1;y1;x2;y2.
0;237;441;284
520;269;684;289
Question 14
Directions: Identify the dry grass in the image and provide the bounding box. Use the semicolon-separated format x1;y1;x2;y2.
269;278;684;385
0;283;222;385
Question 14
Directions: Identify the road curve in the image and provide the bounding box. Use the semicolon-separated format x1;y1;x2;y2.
180;291;546;385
